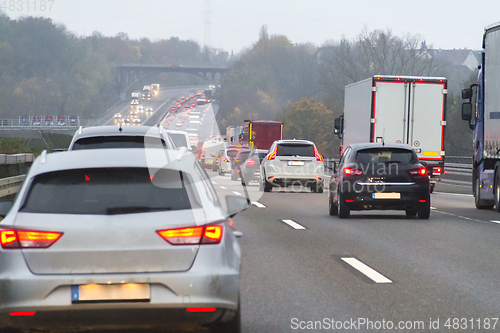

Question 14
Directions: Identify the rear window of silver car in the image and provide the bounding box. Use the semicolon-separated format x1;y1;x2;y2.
277;143;315;157
72;136;166;150
20;168;193;215
355;148;417;165
169;133;188;148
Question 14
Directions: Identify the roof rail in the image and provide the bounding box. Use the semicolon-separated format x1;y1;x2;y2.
78;126;83;135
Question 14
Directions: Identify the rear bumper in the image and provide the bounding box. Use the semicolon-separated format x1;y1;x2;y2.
0;244;240;331
339;184;429;211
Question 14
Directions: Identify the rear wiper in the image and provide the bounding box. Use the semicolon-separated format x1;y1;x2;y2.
383;161;401;164
106;206;172;215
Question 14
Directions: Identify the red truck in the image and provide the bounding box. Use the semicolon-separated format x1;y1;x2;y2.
241;120;283;150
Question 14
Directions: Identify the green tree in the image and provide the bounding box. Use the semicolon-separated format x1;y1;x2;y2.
279;98;337;156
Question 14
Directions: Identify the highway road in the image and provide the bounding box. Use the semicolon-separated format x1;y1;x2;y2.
71;87;500;333
206;174;500;333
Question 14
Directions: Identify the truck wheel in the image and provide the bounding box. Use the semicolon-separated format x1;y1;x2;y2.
429;183;435;193
495;171;500;212
338;193;350;218
329;195;338;216
475;175;494;209
317;184;324;193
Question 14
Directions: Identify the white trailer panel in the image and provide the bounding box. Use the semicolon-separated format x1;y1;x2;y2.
484;26;500;158
343;78;372;148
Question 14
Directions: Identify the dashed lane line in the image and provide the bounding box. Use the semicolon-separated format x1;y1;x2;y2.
281;219;306;230
341;258;392;284
252;202;266;208
233;191;242;196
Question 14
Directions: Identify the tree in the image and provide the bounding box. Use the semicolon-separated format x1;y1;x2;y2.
279;98;337;156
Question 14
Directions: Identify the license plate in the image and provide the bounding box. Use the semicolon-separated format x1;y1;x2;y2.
372;192;401;199
206;158;213;164
287;161;305;166
71;284;150;302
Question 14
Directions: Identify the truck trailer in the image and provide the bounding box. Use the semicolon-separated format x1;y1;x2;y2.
462;23;500;210
241;120;283;151
336;75;447;192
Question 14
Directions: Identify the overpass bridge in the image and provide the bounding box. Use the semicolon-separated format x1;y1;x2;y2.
116;64;228;98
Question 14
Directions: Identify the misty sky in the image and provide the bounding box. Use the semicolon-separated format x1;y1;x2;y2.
3;0;500;53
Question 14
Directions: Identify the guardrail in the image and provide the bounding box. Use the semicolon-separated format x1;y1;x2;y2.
0;175;26;198
0;119;94;130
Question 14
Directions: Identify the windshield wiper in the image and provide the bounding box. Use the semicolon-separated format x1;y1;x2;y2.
383;161;402;164
106;206;172;215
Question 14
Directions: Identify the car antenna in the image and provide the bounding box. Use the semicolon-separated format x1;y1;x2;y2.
382;129;385;146
119;122;123;132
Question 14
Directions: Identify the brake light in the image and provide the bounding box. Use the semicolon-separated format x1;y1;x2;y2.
433;167;443;174
268;146;277;160
0;229;62;249
187;307;216;312
343;167;362;176
235;159;240;162
223;157;229;162
157;225;223;245
314;146;323;161
201;225;223;244
409;167;427;176
247;159;256;166
9;311;36;316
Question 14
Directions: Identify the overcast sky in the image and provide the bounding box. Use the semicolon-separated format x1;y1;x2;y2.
4;0;500;53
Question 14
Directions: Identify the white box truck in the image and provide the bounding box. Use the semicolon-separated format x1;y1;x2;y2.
336;75;447;192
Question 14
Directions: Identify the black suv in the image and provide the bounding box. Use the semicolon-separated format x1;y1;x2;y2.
328;143;430;219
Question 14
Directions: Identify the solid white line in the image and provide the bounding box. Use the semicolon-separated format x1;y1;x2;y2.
490;220;500;224
233;191;242;196
433;192;473;197
220;186;227;189
282;219;305;230
341;258;392;284
252;202;266;208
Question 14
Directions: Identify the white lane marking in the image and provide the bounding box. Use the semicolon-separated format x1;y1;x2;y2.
281;219;305;230
433;192;473;197
211;181;217;184
233;191;242;196
341;258;392;284
432;210;487;224
430;207;437;210
220;186;227;189
252;202;266;208
490;220;500;224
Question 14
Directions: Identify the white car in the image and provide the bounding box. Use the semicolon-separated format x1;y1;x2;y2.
137;106;144;112
260;139;325;192
114;113;122;119
133;118;141;124
166;130;192;150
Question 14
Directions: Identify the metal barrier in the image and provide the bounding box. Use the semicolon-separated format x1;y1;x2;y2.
0;175;26;198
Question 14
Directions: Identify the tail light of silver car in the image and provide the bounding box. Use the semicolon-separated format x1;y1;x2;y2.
268;146;277;160
0;229;63;249
314;146;323;162
246;159;256;166
157;224;223;245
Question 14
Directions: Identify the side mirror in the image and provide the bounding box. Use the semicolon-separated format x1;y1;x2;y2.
462;88;472;100
326;160;336;172
334;116;344;138
462;102;472;121
225;195;250;217
0;200;14;219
